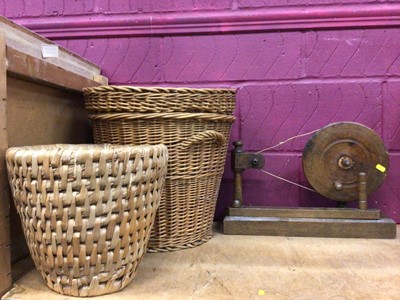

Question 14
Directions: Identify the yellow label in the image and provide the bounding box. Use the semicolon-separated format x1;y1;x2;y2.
258;290;265;296
376;164;386;173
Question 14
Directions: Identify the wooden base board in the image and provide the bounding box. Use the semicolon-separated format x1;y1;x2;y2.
228;207;382;220
224;208;397;239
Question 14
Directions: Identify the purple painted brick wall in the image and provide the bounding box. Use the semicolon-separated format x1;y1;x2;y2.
4;0;400;222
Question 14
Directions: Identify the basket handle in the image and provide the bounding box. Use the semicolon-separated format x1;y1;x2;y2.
180;130;226;149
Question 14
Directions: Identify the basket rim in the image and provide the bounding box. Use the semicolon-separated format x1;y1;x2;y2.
89;112;236;122
83;85;236;94
6;143;167;156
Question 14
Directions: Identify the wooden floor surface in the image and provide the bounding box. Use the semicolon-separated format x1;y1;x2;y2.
3;224;400;300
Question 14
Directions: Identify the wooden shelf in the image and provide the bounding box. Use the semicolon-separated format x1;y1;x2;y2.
0;17;107;297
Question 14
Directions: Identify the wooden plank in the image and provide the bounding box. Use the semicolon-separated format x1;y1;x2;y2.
228;206;381;220
0;32;7;165
7;77;92;146
0;215;10;247
93;74;108;85
6;46;101;92
0;16;101;79
0;180;10;218
0;245;11;284
0;31;12;298
11;256;34;282
9;198;28;264
223;216;397;239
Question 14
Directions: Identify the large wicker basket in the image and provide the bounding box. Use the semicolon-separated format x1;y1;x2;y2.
6;144;168;296
84;86;236;252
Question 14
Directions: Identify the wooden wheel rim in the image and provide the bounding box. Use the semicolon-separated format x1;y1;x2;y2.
302;122;389;202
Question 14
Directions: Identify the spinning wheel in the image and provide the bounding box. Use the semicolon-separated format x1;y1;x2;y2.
302;122;389;202
224;122;396;239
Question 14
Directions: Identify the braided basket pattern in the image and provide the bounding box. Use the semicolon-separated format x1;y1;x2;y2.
84;86;236;252
83;86;236;114
6;144;168;296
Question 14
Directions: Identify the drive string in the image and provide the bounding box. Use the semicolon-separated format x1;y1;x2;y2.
254;129;320;193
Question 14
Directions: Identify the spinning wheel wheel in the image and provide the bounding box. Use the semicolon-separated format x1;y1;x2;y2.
302;122;389;202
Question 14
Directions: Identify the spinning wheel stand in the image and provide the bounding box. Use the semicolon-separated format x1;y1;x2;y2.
223;122;396;239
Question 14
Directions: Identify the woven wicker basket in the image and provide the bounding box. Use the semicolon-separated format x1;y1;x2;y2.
84;86;236;252
6;144;168;296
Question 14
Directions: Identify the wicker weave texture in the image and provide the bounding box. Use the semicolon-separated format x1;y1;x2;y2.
6;144;168;296
90;114;234;179
83;86;236;114
89;115;234;252
150;176;222;251
84;86;236;252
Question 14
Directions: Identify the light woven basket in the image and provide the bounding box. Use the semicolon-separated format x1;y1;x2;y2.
84;86;236;252
6;144;168;296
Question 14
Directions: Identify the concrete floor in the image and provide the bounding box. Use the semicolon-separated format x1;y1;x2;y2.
3;224;400;300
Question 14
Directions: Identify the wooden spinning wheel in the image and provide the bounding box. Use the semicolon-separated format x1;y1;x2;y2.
223;122;396;239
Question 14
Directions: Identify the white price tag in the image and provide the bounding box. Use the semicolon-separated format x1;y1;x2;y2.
41;44;59;58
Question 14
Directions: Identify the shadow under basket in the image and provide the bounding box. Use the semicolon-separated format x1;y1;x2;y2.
5;144;168;297
84;86;236;252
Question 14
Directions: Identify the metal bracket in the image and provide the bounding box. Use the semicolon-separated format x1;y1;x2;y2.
231;141;265;208
232;141;265;170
